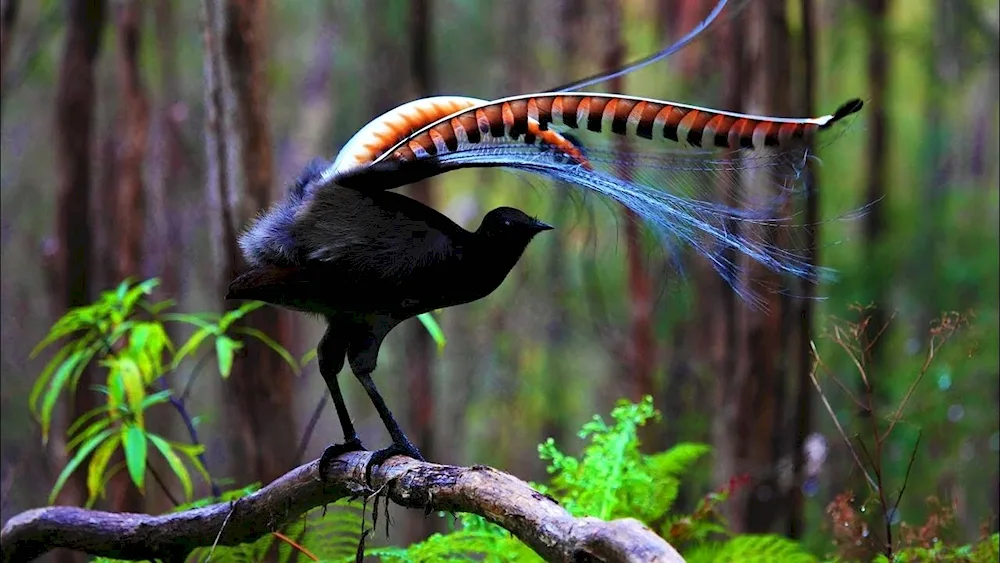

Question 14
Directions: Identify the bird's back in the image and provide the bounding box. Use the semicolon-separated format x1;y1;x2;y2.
233;162;486;314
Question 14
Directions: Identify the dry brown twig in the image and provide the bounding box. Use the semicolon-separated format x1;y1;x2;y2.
0;451;684;563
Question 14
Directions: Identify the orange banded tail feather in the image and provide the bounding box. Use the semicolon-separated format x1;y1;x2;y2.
328;96;487;177
370;93;864;168
327;95;590;179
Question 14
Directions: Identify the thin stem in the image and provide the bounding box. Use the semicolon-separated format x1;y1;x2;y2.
180;351;215;402
158;377;221;498
808;342;878;491
296;394;327;465
148;463;181;507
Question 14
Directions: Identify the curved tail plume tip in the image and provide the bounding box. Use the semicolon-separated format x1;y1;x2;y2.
825;98;864;127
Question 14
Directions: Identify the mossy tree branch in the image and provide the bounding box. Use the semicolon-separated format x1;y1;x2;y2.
1;452;684;563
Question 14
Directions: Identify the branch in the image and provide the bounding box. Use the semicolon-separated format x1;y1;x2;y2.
1;452;684;563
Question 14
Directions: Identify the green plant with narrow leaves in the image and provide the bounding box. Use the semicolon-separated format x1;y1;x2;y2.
31;278;299;506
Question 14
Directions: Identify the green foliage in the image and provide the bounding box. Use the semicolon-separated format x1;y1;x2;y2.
92;486;367;563
684;534;819;563
416;311;447;354
878;532;1000;563
31;278;297;506
368;396;804;563
534;395;709;521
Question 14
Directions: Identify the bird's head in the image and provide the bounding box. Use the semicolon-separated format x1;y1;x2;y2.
475;207;553;245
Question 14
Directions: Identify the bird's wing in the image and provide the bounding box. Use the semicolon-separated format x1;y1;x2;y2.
293;187;461;286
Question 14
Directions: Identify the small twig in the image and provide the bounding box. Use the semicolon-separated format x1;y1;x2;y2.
272;531;319;562
157;377;221;498
808;341;878;491
180;351;215;402
206;500;238;562
891;431;922;520
814;351;867;410
148;463;181;508
295;386;325;465
863;310;897;356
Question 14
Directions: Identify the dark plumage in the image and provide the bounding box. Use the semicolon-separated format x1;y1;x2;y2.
227;159;552;478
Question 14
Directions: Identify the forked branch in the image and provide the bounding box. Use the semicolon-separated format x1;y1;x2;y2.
1;452;684;563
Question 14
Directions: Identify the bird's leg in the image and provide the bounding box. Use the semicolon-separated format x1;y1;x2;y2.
354;370;425;484
346;315;424;485
317;323;366;481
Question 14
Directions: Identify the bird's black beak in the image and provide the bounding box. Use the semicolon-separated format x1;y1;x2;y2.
532;219;554;232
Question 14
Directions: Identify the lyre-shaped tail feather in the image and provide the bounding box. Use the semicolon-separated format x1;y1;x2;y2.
331;92;864;305
367;93;863;170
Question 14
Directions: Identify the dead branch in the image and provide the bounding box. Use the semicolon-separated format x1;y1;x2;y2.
0;452;684;563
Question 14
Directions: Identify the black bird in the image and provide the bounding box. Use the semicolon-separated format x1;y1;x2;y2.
226;160;552;478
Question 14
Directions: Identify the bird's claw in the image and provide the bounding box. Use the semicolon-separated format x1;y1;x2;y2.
319;437;367;482
364;441;424;487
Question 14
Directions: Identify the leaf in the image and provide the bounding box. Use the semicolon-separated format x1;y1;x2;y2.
140;298;176;316
39;349;89;442
160;312;215;330
30;313;92;359
67;405;110;438
647;443;711;476
122;278;160;313
417;313;447;353
232;326;300;375
172;326;215;369
67;341;103;394
172;442;211;485
112;357;147;426
215;335;243;379
87;435;121;505
149;434;194;500
66;417;112;452
300;348;317;367
218;301;264;331
141;389;174;410
49;427;115;504
29;343;73;418
123;425;147;492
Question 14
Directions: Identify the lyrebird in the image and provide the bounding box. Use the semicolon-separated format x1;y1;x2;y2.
227;0;863;480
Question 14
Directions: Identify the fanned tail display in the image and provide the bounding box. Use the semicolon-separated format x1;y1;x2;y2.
323;92;862;303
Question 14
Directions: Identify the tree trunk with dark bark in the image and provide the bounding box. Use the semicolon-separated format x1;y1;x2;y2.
201;0;297;485
789;0;819;539
604;0;657;402
710;0;800;535
53;0;106;509
403;0;439;544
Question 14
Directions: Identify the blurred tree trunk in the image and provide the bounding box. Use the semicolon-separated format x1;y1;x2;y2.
279;4;337;182
50;4;106;562
112;0;149;287
711;0;797;534
365;0;407;116
95;0;150;514
52;0;106;506
789;0;819;539
145;0;185;297
404;0;438;544
0;0;17;95
539;0;586;454
861;0;890;360
605;0;656;402
201;0;297;485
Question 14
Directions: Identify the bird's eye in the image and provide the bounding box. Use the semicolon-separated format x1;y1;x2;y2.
504;220;511;226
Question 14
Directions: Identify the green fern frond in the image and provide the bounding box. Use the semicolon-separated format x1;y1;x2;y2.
684;534;819;563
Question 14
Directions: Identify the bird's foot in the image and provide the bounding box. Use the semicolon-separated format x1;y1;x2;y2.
319;437;367;482
364;441;424;487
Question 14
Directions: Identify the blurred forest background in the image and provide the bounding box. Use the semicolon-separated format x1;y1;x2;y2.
1;0;997;559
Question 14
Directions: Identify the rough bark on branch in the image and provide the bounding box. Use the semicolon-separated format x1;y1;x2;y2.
1;453;684;563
